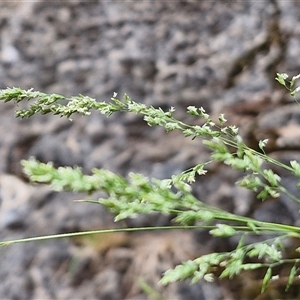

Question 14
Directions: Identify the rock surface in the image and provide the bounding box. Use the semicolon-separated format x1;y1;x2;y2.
0;1;300;299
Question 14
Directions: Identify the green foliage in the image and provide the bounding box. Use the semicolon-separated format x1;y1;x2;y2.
1;73;300;293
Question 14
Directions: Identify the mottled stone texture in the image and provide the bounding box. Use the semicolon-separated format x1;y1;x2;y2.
0;1;300;299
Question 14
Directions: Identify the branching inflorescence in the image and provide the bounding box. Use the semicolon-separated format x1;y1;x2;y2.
1;73;300;292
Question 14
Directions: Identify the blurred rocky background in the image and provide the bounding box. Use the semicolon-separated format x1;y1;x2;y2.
1;1;300;299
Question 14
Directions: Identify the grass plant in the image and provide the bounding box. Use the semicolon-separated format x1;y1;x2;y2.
0;73;300;293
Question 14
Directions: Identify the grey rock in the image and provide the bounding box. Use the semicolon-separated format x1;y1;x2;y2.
254;104;300;151
94;269;121;300
0;174;33;230
178;280;223;300
0;1;300;299
0;243;37;300
106;247;134;273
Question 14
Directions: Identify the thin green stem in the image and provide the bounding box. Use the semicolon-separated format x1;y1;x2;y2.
2;219;298;247
0;225;212;246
